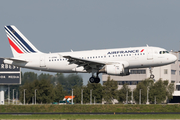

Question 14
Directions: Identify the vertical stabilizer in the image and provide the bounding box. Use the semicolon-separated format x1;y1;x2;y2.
4;25;41;57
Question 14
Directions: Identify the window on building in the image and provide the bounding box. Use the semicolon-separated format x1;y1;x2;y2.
164;69;168;74
171;70;176;75
118;81;123;85
171;81;175;83
125;81;130;85
130;70;146;74
176;85;180;91
131;81;137;85
116;81;140;85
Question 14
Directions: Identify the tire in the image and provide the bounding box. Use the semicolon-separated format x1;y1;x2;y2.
89;77;95;83
150;74;154;79
95;77;100;83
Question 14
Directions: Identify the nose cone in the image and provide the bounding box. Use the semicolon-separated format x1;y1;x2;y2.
170;54;177;63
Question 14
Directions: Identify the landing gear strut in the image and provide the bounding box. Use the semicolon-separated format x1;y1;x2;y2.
149;67;154;79
89;71;100;83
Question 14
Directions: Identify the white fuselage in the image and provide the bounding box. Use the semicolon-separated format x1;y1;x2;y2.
5;46;177;74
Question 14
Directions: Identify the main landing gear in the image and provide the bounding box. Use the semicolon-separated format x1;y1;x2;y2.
89;71;100;83
89;76;100;83
149;67;154;79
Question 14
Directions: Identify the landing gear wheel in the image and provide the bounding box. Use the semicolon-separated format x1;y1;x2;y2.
89;77;95;83
150;74;154;79
94;77;100;83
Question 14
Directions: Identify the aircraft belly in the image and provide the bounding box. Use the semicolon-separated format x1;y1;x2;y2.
46;62;77;72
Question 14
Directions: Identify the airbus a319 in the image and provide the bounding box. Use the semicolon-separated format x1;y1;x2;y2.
3;25;177;83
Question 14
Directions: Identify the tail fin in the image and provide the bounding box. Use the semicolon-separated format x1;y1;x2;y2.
4;25;41;57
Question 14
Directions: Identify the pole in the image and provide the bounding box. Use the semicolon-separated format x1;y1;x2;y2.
131;89;133;104
24;89;26;105
8;86;10;105
155;96;156;104
81;89;83;104
94;96;95;105
126;91;128;104
16;91;18;104
146;87;149;104
35;89;37;105
72;89;73;105
13;89;15;104
90;89;92;104
139;89;142;105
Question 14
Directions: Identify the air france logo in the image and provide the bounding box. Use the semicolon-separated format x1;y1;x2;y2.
141;49;144;52
107;49;144;55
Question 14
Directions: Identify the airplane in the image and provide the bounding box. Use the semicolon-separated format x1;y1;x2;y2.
3;25;177;83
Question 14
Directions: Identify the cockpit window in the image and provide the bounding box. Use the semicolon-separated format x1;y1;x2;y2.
159;51;169;54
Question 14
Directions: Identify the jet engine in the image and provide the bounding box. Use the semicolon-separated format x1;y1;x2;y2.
105;63;130;76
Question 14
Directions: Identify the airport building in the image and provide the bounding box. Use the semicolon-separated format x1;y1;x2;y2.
102;51;180;90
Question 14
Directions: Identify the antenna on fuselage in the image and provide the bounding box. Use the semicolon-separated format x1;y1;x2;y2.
146;44;149;47
71;49;73;52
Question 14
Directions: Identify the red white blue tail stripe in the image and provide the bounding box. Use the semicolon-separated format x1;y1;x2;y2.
4;25;40;54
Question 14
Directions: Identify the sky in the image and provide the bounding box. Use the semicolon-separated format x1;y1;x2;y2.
0;0;180;85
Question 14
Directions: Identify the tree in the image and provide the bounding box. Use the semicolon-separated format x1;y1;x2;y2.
117;84;131;103
102;76;118;103
21;72;38;85
166;82;174;101
19;81;35;104
19;79;55;104
133;79;153;104
82;82;103;104
37;79;55;103
38;73;53;81
54;73;83;93
149;79;174;104
54;83;66;102
71;85;82;103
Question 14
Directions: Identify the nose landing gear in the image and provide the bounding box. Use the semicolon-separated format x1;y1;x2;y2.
149;67;154;79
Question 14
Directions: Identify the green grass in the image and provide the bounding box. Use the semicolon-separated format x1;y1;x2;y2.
0;114;180;119
0;104;180;113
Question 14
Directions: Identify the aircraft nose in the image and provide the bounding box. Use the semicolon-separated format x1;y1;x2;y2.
170;54;177;63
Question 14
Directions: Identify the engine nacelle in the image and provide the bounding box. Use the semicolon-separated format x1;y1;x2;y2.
105;64;130;76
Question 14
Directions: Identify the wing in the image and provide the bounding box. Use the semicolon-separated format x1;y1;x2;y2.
63;55;105;72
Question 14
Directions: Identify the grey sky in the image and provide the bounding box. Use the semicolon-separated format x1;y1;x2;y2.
0;0;180;85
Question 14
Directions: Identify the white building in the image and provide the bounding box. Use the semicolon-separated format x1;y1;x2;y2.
102;51;180;90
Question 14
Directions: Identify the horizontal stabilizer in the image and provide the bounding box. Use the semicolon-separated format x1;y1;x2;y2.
4;58;28;63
